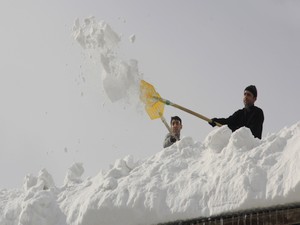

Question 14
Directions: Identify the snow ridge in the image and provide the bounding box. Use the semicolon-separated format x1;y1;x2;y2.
1;123;300;225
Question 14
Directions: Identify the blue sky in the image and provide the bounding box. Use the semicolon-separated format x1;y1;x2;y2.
1;0;300;188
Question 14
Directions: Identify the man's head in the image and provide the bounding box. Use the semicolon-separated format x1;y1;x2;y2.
244;85;257;107
170;116;182;135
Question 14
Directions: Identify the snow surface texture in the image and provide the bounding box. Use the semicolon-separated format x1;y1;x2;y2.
72;17;142;104
1;123;300;225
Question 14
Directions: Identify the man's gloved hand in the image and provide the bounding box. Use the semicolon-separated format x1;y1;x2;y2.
170;136;177;143
209;118;217;127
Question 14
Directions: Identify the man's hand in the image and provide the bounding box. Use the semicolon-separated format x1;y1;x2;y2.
209;118;217;127
170;135;177;143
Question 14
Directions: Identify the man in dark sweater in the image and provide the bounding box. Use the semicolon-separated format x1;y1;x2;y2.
209;85;264;139
163;116;182;148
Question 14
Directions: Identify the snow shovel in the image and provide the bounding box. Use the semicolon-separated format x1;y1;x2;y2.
140;80;222;127
139;80;178;137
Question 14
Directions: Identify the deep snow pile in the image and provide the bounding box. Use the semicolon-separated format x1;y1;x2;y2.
1;123;300;225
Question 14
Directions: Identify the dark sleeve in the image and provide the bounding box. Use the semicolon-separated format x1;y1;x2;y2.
163;133;176;148
214;110;243;131
248;108;264;139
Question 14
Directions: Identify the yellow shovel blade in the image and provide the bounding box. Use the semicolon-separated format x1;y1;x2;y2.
140;80;165;120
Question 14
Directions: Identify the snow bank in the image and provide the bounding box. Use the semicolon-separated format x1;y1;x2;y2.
1;123;300;225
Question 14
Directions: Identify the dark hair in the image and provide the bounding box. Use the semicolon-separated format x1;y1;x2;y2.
171;116;182;124
244;85;257;98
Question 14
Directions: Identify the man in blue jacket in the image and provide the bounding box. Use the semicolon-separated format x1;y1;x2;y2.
209;85;264;139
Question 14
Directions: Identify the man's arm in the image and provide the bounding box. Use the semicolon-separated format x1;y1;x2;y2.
248;108;264;139
163;133;177;148
209;110;243;132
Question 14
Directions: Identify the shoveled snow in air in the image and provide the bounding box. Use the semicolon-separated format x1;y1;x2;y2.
129;34;136;43
72;16;142;105
1;17;300;225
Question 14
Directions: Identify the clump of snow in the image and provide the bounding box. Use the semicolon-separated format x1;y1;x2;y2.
64;163;84;186
23;169;56;192
203;126;231;153
129;34;136;43
2;169;66;225
2;123;300;225
72;17;142;105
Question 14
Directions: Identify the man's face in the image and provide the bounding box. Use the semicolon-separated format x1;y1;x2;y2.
243;90;256;107
171;120;182;135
